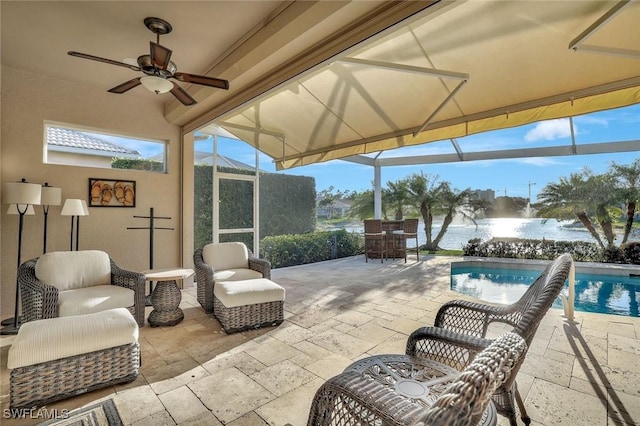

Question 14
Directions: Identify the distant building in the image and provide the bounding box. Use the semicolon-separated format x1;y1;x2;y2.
46;126;140;168
470;189;495;203
317;198;352;218
192;152;255;169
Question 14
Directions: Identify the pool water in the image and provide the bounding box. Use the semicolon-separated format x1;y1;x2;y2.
450;266;640;317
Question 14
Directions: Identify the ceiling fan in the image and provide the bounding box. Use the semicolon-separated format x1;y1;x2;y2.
68;17;229;106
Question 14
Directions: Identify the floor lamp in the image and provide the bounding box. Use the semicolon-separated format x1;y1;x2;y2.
61;199;89;251
1;179;41;335
41;183;62;253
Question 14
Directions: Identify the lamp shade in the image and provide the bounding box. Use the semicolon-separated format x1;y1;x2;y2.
41;183;62;206
7;204;35;215
4;179;41;206
60;199;90;216
140;76;173;94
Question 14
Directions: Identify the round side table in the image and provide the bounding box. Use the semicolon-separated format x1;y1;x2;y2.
143;268;194;327
344;354;497;425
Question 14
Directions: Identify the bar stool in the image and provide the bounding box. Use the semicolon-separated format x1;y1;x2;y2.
364;219;386;263
393;218;419;262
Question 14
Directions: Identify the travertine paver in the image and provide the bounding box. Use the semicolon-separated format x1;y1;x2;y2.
250;359;317;396
525;379;608;426
307;328;376;358
255;377;325;426
304;353;354;379
188;368;275;423
112;385;166;425
149;365;210;395
1;254;639;426
157;386;209;424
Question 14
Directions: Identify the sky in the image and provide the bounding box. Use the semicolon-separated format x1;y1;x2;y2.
208;103;640;202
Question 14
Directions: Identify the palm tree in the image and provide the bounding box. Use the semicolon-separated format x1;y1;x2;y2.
587;172;618;246
406;172;470;250
537;172;606;249
431;184;473;249
384;179;410;220
609;159;640;244
348;189;375;221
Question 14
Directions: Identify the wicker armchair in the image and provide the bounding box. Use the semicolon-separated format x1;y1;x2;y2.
307;332;527;426
19;250;146;327
406;253;574;426
193;242;271;313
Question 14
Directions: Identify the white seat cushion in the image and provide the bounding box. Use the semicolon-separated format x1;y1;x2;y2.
214;278;285;308
35;250;111;291
58;285;134;317
8;308;138;369
203;242;249;270
213;268;263;282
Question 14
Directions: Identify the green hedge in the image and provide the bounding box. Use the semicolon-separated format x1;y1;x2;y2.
462;238;640;264
111;158;164;172
193;165;316;253
262;229;363;268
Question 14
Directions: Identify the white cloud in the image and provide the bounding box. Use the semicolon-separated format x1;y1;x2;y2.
524;119;574;142
516;157;564;166
576;116;608;127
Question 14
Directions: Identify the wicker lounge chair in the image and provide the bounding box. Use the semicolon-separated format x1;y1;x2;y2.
307;332;527;426
19;250;146;327
193;242;271;313
406;253;574;426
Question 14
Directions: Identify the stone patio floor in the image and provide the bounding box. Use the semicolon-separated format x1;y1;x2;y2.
1;254;639;425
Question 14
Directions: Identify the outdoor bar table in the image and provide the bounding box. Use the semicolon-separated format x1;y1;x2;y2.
381;220;406;259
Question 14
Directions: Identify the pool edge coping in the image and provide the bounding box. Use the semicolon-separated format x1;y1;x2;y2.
454;256;640;277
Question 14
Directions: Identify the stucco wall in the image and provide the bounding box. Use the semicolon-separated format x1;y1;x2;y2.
1;66;182;317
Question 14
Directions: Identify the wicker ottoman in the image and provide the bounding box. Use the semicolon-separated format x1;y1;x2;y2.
8;308;140;410
213;278;285;333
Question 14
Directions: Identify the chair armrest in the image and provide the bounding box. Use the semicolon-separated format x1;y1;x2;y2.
110;259;146;326
248;256;271;279
18;258;59;323
406;326;492;370
194;248;215;312
434;299;518;337
415;332;528;426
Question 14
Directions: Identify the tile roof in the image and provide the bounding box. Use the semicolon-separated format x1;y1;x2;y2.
47;126;140;155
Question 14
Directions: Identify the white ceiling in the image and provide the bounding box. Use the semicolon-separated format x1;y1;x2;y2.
1;1;284;103
2;1;415;125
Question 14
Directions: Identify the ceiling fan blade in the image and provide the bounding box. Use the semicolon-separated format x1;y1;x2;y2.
68;51;140;71
170;83;197;106
150;42;172;70
108;77;142;94
173;72;229;90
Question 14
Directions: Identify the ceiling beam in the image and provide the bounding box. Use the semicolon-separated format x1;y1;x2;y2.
173;0;441;132
342;140;640;167
339;57;468;80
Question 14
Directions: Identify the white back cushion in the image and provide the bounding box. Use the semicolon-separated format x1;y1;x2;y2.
203;242;249;271
35;250;111;291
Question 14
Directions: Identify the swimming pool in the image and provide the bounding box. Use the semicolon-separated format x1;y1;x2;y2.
450;261;640;318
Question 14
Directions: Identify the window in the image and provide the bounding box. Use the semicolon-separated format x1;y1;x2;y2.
44;122;167;173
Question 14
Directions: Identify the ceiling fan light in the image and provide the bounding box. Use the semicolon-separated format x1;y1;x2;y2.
140;76;173;94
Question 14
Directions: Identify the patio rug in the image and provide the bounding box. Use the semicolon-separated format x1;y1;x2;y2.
37;399;123;426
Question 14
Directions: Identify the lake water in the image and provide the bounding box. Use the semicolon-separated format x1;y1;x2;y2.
341;218;631;250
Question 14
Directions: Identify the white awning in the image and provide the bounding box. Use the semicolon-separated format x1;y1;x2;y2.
216;0;640;169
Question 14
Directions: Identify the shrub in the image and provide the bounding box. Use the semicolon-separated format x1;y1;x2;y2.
461;238;613;263
262;229;363;268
